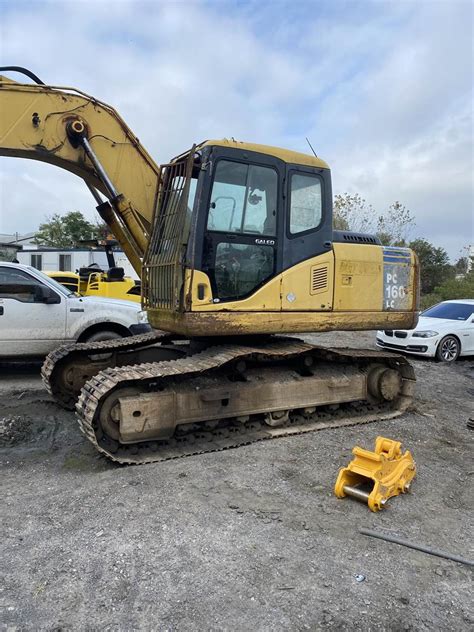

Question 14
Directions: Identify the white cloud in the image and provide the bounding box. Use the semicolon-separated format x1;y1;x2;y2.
0;0;472;258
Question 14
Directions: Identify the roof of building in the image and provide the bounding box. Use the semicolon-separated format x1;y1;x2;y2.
0;231;37;244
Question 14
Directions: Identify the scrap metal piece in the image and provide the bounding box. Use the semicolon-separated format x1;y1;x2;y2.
359;528;474;567
334;436;416;511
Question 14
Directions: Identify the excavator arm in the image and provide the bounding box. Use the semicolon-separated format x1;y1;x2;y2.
0;69;161;275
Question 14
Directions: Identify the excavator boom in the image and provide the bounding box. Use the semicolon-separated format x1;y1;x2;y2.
0;69;161;274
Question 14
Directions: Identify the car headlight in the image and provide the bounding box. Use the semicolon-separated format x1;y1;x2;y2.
412;330;438;338
137;310;148;324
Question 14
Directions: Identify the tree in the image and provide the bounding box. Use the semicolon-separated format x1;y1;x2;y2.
34;211;103;248
375;201;415;246
408;238;454;295
420;268;474;309
454;257;469;275
333;193;373;233
333;193;415;245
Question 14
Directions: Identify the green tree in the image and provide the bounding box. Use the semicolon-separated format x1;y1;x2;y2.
34;211;102;248
408;238;454;295
420;269;474;309
454;256;469;275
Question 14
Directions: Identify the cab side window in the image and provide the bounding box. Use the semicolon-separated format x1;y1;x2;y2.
289;173;322;235
0;268;40;303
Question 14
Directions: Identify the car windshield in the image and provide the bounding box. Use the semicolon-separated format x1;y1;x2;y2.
29;267;76;298
422;302;474;321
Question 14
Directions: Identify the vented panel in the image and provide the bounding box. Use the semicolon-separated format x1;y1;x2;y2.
310;265;328;295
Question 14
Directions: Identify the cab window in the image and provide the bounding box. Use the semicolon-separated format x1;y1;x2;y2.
214;243;274;300
207;161;277;236
289;173;322;235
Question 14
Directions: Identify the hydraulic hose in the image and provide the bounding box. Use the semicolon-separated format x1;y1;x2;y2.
0;66;45;85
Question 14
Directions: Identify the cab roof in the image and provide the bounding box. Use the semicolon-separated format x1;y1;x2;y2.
198;139;329;170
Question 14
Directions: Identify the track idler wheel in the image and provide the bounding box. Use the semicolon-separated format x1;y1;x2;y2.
96;386;141;453
367;365;402;403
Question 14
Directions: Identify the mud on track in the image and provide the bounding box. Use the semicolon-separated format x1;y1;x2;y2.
1;332;473;630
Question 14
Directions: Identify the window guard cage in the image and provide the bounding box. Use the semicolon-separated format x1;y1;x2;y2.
142;148;195;312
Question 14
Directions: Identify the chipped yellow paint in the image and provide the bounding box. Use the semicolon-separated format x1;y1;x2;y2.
148;307;418;336
184;269;281;312
0;77;161;226
333;243;384;311
148;245;418;335
0;76;159;273
280;251;334;311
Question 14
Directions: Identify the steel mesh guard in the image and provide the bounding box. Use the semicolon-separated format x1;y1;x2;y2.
142;148;195;312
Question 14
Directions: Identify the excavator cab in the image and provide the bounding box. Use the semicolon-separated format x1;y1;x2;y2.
143;140;417;336
144;141;331;324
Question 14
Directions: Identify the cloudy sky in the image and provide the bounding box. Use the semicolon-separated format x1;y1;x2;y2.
0;0;472;259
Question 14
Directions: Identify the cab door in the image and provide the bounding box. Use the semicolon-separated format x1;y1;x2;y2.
280;169;334;310
202;158;280;303
0;266;67;356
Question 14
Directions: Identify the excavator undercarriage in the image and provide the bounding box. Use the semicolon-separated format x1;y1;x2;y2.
42;335;415;465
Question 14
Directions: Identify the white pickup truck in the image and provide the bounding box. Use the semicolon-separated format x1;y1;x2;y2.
0;262;151;358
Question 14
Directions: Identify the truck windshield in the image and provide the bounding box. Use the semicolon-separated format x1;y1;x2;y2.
30;267;77;297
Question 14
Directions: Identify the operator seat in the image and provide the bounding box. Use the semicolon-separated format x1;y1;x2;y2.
107;267;125;282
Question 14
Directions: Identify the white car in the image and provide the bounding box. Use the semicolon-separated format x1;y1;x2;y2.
0;262;151;358
376;299;474;362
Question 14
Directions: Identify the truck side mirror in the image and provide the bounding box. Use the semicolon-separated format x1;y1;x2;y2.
34;284;61;304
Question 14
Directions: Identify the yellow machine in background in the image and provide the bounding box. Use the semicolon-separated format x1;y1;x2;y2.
46;239;141;302
0;67;419;465
47;269;141;302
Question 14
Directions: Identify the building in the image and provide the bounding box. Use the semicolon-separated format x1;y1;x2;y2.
1;232;138;279
16;247;110;273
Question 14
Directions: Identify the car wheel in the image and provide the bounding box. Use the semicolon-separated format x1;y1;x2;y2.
82;330;124;362
83;330;123;343
435;335;460;362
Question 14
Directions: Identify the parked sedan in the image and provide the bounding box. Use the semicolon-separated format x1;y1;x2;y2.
376;299;474;362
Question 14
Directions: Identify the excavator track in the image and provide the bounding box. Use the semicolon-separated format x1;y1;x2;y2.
41;332;165;409
76;339;415;465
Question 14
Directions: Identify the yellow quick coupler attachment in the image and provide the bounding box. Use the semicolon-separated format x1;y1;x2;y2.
334;436;416;512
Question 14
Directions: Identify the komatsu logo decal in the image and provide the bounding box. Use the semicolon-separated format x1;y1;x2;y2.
382;247;411;310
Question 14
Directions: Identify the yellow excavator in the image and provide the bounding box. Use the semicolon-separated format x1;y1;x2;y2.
0;67;419;465
47;238;141;302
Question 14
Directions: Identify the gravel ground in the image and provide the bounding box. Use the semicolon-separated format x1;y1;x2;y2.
1;332;473;631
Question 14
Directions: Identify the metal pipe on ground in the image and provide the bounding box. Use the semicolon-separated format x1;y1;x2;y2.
359;528;474;567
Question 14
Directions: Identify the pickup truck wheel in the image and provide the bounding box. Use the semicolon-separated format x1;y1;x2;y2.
83;330;123;343
82;330;124;361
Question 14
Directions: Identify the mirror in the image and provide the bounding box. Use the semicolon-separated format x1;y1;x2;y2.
34;284;61;304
